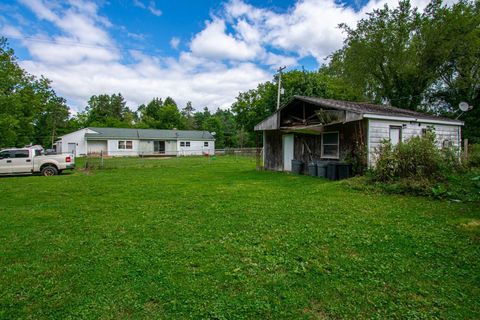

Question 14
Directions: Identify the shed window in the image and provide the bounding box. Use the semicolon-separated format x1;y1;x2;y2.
180;142;185;147
126;141;133;149
118;141;125;149
186;142;191;147
321;132;339;158
204;142;209;147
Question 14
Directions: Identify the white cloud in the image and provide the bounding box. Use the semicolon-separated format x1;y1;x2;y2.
133;0;162;17
190;18;262;61
223;0;441;64
170;37;180;49
147;1;162;16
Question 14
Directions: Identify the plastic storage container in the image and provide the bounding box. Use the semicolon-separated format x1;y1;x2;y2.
316;161;328;178
336;163;352;180
327;163;338;180
291;159;304;174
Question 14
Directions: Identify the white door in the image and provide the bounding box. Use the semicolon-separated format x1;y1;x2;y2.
68;143;76;155
10;150;31;173
389;126;402;146
283;134;294;171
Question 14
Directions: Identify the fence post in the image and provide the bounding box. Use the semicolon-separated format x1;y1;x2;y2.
463;138;469;162
101;150;104;168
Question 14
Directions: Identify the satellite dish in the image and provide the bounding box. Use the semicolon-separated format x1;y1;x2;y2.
459;101;470;112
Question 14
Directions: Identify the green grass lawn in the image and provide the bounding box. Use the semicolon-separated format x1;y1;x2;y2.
0;156;479;319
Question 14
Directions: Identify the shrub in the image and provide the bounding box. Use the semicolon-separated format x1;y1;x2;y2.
345;140;368;176
371;140;397;181
467;144;480;168
371;132;461;182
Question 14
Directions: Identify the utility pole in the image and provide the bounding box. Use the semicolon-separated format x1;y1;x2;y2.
276;66;286;110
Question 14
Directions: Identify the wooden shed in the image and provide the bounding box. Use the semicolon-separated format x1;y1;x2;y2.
255;96;464;173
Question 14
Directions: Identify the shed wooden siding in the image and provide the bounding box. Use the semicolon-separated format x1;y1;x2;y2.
367;119;461;165
255;113;279;131
292;121;365;173
264;130;283;171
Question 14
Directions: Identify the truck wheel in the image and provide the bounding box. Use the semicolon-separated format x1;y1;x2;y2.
41;166;58;176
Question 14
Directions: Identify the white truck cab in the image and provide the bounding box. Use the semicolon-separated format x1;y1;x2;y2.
0;147;75;176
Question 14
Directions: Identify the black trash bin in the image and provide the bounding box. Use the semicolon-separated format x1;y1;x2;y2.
327;163;338;180
316;161;328;178
337;163;352;180
291;159;304;174
308;162;317;177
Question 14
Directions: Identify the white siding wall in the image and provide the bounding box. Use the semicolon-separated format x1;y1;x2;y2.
87;140;108;154
57;128;98;155
368;119;461;166
165;140;177;155
177;140;215;156
107;139;140;156
139;141;154;154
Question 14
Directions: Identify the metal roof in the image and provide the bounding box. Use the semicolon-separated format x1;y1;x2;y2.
255;96;463;130
84;127;215;140
294;96;463;124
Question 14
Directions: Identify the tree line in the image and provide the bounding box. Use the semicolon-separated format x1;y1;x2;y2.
1;0;478;150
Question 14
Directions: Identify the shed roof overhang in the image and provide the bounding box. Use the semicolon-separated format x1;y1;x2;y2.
254;96;464;131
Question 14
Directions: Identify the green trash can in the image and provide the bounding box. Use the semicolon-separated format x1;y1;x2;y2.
316;161;328;178
337;163;352;180
291;159;304;174
308;162;317;177
327;163;338;180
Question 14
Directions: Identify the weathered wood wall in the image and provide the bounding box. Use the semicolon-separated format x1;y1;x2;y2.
264;120;368;173
264;130;283;171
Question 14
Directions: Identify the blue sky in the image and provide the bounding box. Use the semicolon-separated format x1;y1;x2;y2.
0;0;431;112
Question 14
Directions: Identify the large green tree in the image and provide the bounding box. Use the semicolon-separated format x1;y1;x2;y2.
423;0;480;142
330;0;433;110
137;97;184;129
81;93;135;127
328;0;479;141
0;38;70;148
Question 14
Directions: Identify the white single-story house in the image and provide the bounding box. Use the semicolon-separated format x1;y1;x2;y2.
55;127;215;156
254;96;464;172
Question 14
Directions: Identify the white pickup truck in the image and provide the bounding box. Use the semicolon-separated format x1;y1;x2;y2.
0;147;75;176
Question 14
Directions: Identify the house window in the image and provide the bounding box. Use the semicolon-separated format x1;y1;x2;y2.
321;132;339;159
186;142;191;147
118;141;133;150
204;142;209;147
389;126;402;146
